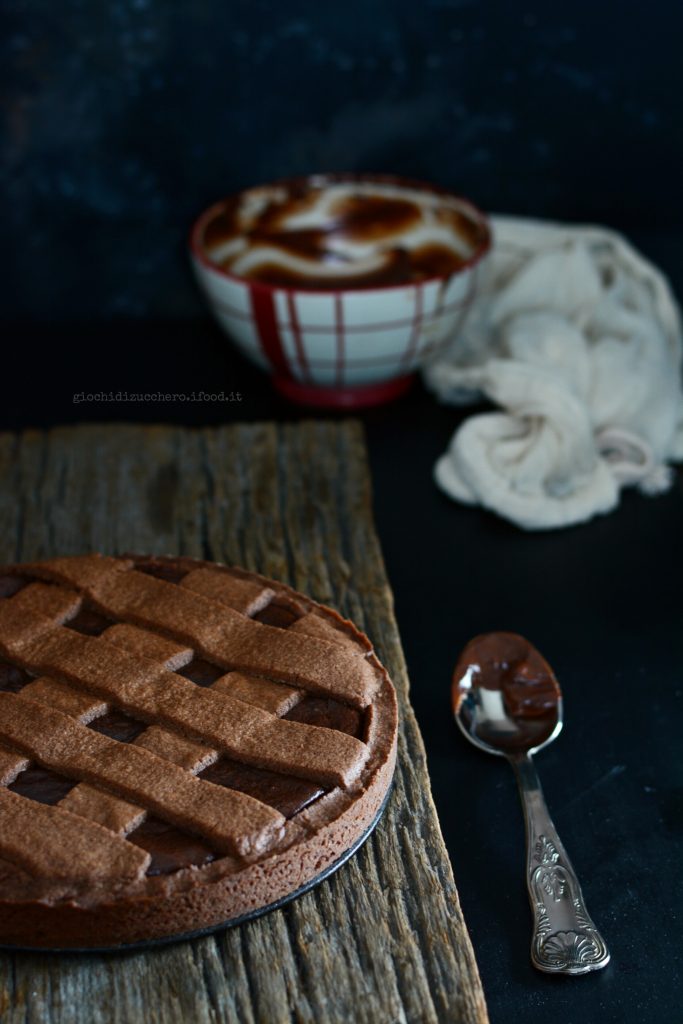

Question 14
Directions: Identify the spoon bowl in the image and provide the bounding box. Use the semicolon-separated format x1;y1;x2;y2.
452;631;563;758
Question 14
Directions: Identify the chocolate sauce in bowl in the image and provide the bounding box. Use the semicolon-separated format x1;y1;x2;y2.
328;194;421;240
200;178;489;291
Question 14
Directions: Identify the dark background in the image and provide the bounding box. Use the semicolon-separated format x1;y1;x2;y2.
3;0;683;326
3;2;683;1022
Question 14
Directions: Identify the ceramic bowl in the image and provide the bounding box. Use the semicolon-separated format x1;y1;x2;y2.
190;173;491;408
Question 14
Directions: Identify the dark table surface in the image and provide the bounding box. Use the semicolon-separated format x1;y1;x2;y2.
5;234;683;1024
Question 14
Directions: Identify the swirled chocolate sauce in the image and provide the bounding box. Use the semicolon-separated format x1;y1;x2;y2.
452;632;561;754
200;180;489;290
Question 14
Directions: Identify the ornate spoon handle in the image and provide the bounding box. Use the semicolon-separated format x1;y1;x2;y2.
511;754;610;975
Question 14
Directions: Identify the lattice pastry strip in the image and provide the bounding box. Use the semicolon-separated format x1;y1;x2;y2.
0;745;28;786
17;556;377;707
59;631;304;835
0;787;150;881
20;675;108;720
53;625;205;834
0;573;355;850
0;691;285;858
0;628;191;835
0;669;110;790
2;582;308;840
183;566;364;654
179;567;276;617
0;605;367;788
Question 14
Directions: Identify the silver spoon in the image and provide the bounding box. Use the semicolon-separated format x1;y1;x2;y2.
452;631;610;975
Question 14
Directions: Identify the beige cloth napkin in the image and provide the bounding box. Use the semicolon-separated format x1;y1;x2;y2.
424;216;683;530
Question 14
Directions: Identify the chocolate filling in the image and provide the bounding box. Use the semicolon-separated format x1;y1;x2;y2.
65;608;113;637
8;766;75;805
0;576;29;599
0;661;32;694
177;658;225;687
285;696;362;739
128;816;217;875
199;759;324;820
133;563;189;585
252;600;302;629
88;709;147;744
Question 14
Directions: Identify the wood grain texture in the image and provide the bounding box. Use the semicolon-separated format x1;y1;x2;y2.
0;422;488;1024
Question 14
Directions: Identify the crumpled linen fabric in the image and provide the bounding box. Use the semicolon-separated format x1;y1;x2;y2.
423;216;683;530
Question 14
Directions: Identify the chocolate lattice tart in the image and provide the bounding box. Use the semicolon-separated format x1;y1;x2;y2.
0;555;397;949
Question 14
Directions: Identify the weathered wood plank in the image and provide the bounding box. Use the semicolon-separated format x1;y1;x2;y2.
0;421;488;1024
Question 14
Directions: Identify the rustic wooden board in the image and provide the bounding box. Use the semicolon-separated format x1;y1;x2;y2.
0;421;488;1024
